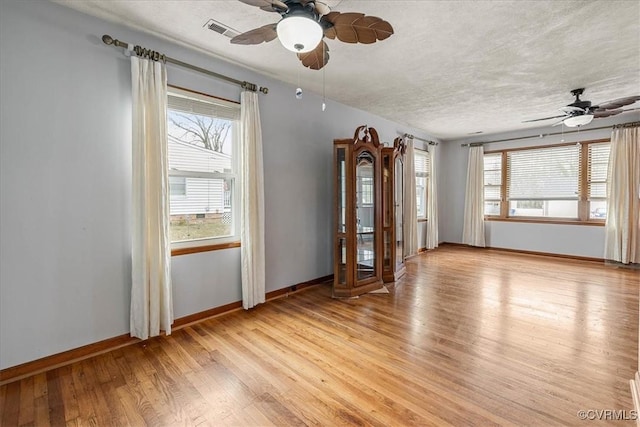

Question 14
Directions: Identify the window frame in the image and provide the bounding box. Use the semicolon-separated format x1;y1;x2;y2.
167;86;242;254
483;138;609;225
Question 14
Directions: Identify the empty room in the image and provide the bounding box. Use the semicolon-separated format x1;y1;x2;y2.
1;0;639;425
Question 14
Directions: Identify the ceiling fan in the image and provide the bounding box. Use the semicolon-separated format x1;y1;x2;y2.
523;88;640;127
230;0;394;70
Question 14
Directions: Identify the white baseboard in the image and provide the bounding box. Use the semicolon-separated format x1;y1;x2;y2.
629;372;640;426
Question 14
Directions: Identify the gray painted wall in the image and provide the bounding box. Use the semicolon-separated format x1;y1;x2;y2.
438;113;639;258
0;0;437;369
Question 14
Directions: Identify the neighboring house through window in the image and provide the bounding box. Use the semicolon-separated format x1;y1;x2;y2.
167;87;240;246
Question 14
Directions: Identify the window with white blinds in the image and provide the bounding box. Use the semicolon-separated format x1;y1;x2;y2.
415;150;430;219
167;87;240;245
483;140;610;222
507;144;579;218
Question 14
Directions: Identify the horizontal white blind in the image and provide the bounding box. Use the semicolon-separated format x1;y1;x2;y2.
484;153;501;201
414;150;430;178
507;145;579;200
588;142;610;199
168;89;240;121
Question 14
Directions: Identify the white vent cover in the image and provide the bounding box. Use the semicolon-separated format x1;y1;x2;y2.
203;19;240;39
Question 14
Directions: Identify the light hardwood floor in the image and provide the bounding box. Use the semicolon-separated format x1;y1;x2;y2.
1;246;638;426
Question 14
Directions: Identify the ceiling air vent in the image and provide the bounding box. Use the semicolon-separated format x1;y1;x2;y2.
204;19;240;39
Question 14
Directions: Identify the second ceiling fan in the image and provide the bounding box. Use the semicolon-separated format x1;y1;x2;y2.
230;0;394;70
523;88;640;127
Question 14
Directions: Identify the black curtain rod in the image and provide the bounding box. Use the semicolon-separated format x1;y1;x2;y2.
101;35;268;94
460;121;639;147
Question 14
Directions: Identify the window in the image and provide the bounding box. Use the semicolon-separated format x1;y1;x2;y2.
507;144;579;218
483;153;502;216
167;87;240;245
359;176;374;205
483;140;610;222
415;149;430;219
587;143;610;219
169;176;186;197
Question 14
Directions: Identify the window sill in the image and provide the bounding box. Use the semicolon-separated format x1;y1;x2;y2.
484;217;605;227
172;241;241;256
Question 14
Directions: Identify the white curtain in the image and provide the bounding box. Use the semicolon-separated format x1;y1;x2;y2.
426;144;439;250
604;125;640;264
240;91;266;309
130;56;173;339
462;146;486;247
404;137;418;257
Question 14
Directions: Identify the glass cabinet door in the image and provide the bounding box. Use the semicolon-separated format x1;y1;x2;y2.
336;147;347;284
355;151;375;280
337;148;346;234
383;156;392;271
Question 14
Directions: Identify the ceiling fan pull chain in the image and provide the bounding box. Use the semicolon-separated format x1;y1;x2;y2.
322;42;327;111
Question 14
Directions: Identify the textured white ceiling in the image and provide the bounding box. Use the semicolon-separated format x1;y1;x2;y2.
55;0;640;140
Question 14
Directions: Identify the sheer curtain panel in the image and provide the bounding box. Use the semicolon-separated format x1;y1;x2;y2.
130;56;173;340
240;91;266;309
404;137;418;256
462;146;486;247
426;144;439;250
604;124;640;264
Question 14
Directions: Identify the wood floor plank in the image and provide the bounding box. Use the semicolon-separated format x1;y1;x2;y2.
46;369;67;426
32;373;50;427
17;375;35;426
1;246;637;426
56;365;80;424
1;380;20;426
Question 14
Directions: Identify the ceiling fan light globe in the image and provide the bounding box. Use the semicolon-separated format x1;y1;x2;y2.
563;114;594;127
276;15;323;53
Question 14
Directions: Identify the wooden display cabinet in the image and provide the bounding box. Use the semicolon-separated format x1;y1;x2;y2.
333;126;384;297
381;137;406;282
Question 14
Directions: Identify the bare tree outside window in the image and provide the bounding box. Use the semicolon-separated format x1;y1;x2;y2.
169;112;231;153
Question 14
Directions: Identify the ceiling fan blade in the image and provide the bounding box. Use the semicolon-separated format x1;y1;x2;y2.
551;118;567;127
314;1;331;16
593;95;640;111
297;40;330;70
237;0;288;12
522;115;566;123
594;109;624;118
322;12;393;44
230;24;278;45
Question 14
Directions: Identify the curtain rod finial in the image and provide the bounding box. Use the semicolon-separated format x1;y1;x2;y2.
102;34;113;45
